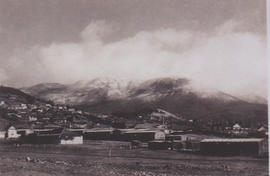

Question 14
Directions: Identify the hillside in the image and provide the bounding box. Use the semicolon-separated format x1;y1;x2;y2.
0;86;38;105
22;78;268;124
0;86;115;130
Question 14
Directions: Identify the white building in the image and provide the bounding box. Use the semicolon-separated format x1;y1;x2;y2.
233;123;241;130
7;126;21;139
60;132;83;145
154;131;166;141
0;101;5;106
29;116;37;122
68;108;76;112
258;126;267;132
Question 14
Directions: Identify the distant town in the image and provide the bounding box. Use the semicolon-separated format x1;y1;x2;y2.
0;92;268;157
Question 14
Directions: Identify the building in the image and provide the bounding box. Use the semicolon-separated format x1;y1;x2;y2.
68;108;76;112
0;101;5;106
148;141;173;150
254;126;268;137
29;116;37;122
154;131;166;141
7;126;21;139
166;133;204;152
258;126;267;132
0;101;7;108
21;133;59;144
60;132;83;144
121;130;162;141
224;124;250;137
200;138;268;156
17;129;34;136
18;128;61;144
233;123;241;130
166;133;205;142
83;129;114;140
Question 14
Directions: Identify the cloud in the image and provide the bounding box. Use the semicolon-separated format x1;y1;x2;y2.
80;20;114;41
1;20;267;98
0;68;7;84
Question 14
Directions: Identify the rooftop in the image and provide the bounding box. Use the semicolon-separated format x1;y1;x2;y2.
201;138;264;143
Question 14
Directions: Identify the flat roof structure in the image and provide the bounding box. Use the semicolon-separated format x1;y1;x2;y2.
123;130;158;134
201;138;264;143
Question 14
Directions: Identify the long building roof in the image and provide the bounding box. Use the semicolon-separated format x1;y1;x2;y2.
201;138;264;143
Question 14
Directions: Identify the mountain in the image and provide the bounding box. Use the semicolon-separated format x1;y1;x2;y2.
22;78;137;105
22;77;268;123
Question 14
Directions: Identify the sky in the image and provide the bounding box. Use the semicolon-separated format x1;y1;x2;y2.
0;0;267;98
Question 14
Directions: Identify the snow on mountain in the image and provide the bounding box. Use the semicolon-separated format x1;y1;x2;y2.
21;77;268;122
23;77;267;105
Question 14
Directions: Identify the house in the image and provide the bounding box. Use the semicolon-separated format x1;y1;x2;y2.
200;138;268;156
77;110;83;114
255;126;268;137
156;125;167;129
0;101;7;108
224;123;250;137
7;126;21;139
154;131;166;141
46;104;52;107
60;131;83;144
38;109;43;113
258;126;268;132
29;116;37;122
21;103;27;109
233;123;241;130
72;123;88;129
68;108;76;112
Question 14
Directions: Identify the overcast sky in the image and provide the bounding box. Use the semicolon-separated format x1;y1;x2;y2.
0;0;267;97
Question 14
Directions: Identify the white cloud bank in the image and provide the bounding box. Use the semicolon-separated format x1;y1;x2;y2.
1;20;267;98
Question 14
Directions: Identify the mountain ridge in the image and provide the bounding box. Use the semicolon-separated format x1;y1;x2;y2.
21;77;268;123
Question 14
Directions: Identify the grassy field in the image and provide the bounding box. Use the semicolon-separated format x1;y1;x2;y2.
0;141;268;176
